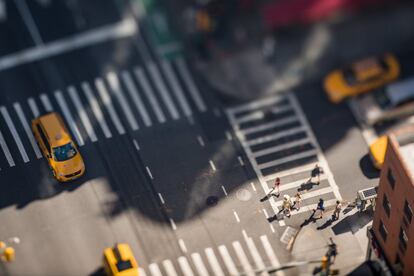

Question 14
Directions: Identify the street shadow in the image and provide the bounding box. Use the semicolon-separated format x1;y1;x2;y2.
300;211;318;228
297;180;317;192
359;154;380;179
260;192;280;202
316;215;339;230
89;267;105;276
332;207;374;235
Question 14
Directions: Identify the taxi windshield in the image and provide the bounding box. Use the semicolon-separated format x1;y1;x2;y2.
53;143;77;162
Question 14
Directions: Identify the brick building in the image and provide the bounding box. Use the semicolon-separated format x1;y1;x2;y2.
367;125;414;275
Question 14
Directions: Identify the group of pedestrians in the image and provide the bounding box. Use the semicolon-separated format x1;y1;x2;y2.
267;164;342;220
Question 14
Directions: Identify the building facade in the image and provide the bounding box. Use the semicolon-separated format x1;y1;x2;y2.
367;125;414;276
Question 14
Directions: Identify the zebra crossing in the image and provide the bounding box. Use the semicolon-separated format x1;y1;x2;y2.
0;58;207;169
139;234;283;276
226;94;342;224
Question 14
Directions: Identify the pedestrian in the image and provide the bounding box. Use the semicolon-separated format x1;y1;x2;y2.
333;200;342;220
309;164;324;184
327;237;338;264
313;198;325;219
293;192;302;210
268;177;280;198
282;194;292;217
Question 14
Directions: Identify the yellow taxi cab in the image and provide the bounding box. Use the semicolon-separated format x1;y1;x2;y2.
31;112;85;182
103;243;139;276
369;135;388;169
324;53;400;103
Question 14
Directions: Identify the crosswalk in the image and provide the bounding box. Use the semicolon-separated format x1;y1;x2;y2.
0;58;207;169
139;234;283;276
226;94;342;224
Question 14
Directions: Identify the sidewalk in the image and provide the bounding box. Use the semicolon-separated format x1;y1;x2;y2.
290;205;373;275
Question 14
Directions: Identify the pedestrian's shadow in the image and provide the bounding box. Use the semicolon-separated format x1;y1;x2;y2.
317;216;336;230
300;212;317;228
260;193;279;202
297;180;316;192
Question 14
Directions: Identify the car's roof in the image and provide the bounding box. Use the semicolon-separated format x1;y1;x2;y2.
386;78;414;104
38;113;71;147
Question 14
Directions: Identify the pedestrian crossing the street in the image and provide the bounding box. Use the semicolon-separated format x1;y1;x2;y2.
0;58;208;169
138;234;284;276
226;94;342;224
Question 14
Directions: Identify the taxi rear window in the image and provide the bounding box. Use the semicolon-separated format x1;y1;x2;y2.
116;260;133;271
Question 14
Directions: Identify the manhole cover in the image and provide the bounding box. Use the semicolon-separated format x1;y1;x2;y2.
206;196;219;206
236;188;251;201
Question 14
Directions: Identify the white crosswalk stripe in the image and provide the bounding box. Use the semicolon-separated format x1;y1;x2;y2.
149;263;163;276
0;127;15;167
163;259;179;276
107;72;139;131
54;90;84;146
161;60;192;117
191;253;209;276
232;241;254;276
226;94;342;223
13;103;42;159
39;93;53;112
81;82;112;139
260;235;284;276
147;63;180;120
218;245;238;276
178;256;195;276
138;267;147;276
205;248;225;276
95;77;126;135
243;233;267;276
27;97;40;117
134;67;166;123
0;106;29;163
67;86;98;143
175;57;207;112
121;70;152;127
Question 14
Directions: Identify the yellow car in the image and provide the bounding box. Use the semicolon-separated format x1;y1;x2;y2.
103;243;139;276
324;53;400;103
31;112;85;182
369;136;388;169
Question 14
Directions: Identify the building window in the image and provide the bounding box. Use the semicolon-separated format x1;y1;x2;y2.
382;194;391;217
387;169;395;189
398;228;408;253
379;221;388;242
404;200;412;223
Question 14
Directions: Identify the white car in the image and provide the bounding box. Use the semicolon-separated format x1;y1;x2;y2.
353;77;414;125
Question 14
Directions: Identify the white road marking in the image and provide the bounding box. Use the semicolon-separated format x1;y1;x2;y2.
233;211;240;223
81;82;112;139
107;72;139;131
149;263;163;276
13;103;42;159
0;106;29;163
14;0;43;45
232;241;254;276
241;116;297;135
178;256;195;276
175;57;207;112
158;193;165;204
179;239;187;253
146;166;153;179
133;67;166;123
138;268;147;276
221;185;228;196
54;90;84;146
228;94;285;114
274;187;333;208
260;235;284;276
245;126;306;146
161;60;192;116
263;163;318;181
235;105;292;124
225;131;232;141
27;97;40;117
293;199;338;215
205;248;225;276
39;93;53;112
121;70;152;127
147;63;180;120
0;128;15;167
252;138;311;158
169;218;177;231
95;77;125;135
0;0;6;22
197;135;205;147
238;156;244;166
133;139;140;151
163;260;178;276
67;86;98;142
257;149;318;170
209;160;216;171
0;18;137;72
191;253;209;276
277;176;327;192
250;182;257;192
218;245;238;276
262;209;276;233
244;236;267;276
